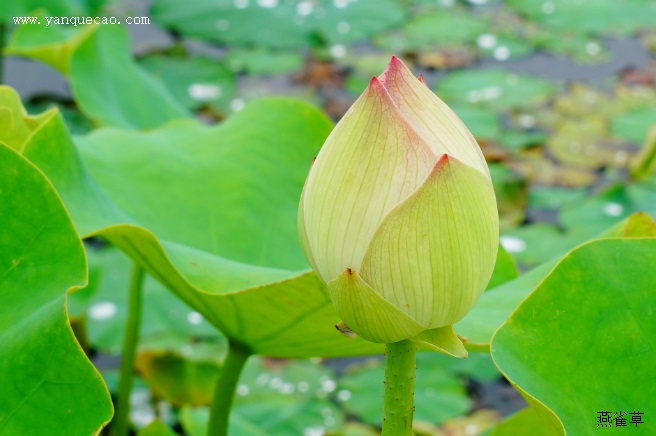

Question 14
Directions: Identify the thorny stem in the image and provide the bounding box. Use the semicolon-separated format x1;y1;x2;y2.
382;339;417;435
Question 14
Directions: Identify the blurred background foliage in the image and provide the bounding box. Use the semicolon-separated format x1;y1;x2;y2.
2;0;656;434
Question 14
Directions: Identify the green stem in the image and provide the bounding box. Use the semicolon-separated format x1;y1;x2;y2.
113;264;145;436
208;340;252;436
382;339;417;436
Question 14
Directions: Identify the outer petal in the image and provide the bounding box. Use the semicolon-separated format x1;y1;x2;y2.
379;57;490;177
410;325;468;358
328;268;426;343
360;154;499;328
301;77;435;283
297;162;321;281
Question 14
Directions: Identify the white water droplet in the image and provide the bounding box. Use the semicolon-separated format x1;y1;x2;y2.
320;377;336;392
477;33;497;49
188;83;222;101
187;311;203;325
585;42;601;56
280;382;295;394
157;401;173;422
506;74;519;86
615;150;628;164
518;114;536;129
88;301;117;320
324;416;336;426
468;0;488;5
337;21;350;34
230;98;245;111
256;373;270;385
257;0;278;7
603;202;624;217
337;389;352;401
297;1;313;16
234;0;249;9
129;409;155;428
304;427;324;436
541;1;555;14
333;0;348;8
481;86;502;100
129;389;155;428
329;44;346;58
297;381;309;392
269;377;283;389
237;384;250;396
500;236;527;253
464;423;479;435
467;90;482;103
493;46;511;61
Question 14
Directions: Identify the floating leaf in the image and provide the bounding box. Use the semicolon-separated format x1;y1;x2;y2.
374;9;486;52
451;105;501;141
180;358;344;435
139;56;235;112
508;0;656;37
611;107;656;145
151;0;406;49
487;244;519;291
489;163;528;231
0;0;102;19
0;145;113;434
135;340;224;407
68;246;220;354
70;25;189;129
225;48;304;76
138;420;178;436
436;69;555;110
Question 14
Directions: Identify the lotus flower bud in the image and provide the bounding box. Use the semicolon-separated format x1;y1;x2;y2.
298;57;498;355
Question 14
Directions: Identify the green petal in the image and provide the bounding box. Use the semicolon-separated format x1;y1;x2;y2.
410;326;468;358
361;154;499;328
301;76;435;283
378;57;489;177
328;269;426;343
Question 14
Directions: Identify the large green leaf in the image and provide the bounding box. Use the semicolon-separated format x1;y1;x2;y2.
69;25;190;129
151;0;407;49
5;11;97;74
3;87;382;358
0;146;113;434
491;238;656;435
457;212;656;351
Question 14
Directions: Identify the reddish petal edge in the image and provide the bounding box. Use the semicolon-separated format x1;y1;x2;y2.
365;76;436;159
